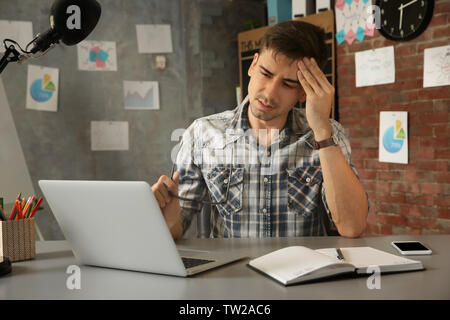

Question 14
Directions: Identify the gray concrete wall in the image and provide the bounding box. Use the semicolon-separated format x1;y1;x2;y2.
0;0;265;239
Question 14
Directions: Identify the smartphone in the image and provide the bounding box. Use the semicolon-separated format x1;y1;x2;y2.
391;241;432;255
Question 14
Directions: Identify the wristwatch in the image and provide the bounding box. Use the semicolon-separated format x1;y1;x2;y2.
312;135;338;150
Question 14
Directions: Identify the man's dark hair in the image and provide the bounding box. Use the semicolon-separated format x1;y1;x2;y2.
259;20;328;70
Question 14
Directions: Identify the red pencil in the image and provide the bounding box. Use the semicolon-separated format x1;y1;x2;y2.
9;200;18;220
29;197;43;219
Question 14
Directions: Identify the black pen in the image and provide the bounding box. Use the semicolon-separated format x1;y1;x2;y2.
335;248;345;261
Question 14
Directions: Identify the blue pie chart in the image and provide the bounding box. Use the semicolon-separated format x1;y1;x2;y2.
30;79;53;102
382;126;404;153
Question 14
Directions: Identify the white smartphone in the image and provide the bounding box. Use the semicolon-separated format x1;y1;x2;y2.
391;241;432;255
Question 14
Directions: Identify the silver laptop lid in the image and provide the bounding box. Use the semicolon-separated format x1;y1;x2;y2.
38;180;187;277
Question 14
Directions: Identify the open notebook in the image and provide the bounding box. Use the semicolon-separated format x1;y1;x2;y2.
248;246;424;286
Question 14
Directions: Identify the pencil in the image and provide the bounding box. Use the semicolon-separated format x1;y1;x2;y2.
29;197;43;219
0;205;6;221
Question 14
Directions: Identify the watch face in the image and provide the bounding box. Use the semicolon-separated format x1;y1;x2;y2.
375;0;434;41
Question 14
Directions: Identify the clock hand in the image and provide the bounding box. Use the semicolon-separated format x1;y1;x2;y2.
398;0;418;10
399;5;404;30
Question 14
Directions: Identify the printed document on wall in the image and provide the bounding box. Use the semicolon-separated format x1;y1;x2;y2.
379;112;408;164
91;121;129;151
355;46;395;87
423;45;450;88
26;65;59;112
136;24;173;53
123;81;159;110
0;20;33;53
77;40;118;71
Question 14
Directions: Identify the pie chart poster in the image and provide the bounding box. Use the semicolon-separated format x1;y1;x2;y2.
26;65;59;112
379;111;408;164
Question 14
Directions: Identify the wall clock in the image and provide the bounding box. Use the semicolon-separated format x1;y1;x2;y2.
375;0;434;41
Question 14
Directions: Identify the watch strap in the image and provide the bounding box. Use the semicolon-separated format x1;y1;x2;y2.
312;136;337;150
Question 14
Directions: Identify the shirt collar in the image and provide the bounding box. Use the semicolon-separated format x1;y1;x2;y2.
229;95;311;139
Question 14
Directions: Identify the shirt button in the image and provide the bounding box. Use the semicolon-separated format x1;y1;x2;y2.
263;177;268;183
306;177;311;183
262;208;267;214
223;178;228;184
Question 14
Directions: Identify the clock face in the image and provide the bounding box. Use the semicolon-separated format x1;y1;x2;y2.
375;0;434;41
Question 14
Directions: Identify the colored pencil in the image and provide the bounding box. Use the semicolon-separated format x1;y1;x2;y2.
29;197;43;219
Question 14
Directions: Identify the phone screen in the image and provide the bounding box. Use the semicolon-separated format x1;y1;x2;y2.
394;242;429;251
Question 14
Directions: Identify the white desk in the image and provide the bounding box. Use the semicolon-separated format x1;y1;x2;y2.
1;235;449;299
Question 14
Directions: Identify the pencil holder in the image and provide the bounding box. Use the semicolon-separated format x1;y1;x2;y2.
0;218;36;262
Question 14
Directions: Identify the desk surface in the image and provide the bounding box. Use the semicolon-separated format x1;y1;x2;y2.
2;235;449;299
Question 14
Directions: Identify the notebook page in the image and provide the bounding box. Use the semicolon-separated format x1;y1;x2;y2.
316;247;421;270
249;246;344;282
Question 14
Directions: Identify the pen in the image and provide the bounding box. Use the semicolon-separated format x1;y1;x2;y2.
335;248;345;261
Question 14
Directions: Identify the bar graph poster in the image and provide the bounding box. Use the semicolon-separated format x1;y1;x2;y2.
77;40;118;71
123;81;159;110
26;65;59;112
379;112;408;164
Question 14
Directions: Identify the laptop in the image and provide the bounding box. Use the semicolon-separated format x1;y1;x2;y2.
38;180;246;277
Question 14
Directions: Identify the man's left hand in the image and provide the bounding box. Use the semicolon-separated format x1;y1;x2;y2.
297;57;335;141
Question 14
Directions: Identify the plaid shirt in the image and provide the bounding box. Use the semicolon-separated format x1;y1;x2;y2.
175;96;363;238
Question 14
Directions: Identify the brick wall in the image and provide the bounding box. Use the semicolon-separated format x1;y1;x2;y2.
336;0;450;236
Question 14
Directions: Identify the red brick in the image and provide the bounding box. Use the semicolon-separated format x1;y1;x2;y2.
378;214;407;226
435;1;450;13
358;169;377;180
416;160;448;171
436;196;450;208
436;149;450;159
438;208;450;219
377;193;405;203
420;137;450;149
400;204;422;217
418;88;450;100
405;194;434;206
406;217;437;230
428;13;448;27
380;225;393;235
423;112;450;124
436;172;450;184
395;44;417;56
433;26;450;39
377;171;404;181
367;213;378;224
409;228;422;235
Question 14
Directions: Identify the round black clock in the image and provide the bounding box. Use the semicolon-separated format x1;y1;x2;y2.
375;0;434;41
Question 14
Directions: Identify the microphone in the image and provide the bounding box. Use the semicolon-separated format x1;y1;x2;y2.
30;0;101;54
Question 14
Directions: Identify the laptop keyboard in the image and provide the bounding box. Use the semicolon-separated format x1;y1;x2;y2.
181;257;214;269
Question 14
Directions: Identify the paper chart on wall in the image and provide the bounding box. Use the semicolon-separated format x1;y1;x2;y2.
334;0;375;45
26;65;59;112
123;81;159;110
423;45;450;88
355;46;395;87
0;20;33;53
91;121;129;151
136;24;173;53
379;112;408;164
77;40;118;71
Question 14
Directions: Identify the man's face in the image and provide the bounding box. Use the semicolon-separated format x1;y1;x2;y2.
247;48;306;123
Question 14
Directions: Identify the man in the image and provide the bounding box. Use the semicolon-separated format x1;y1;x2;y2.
152;20;368;239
